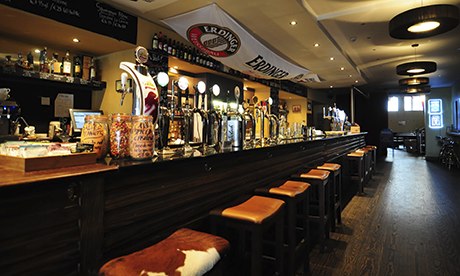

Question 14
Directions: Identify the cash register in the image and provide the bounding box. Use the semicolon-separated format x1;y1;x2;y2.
69;108;103;141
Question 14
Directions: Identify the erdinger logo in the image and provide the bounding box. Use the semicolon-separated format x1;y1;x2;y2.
187;24;240;57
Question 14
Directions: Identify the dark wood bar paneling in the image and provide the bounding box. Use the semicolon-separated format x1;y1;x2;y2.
101;134;366;264
0;133;365;275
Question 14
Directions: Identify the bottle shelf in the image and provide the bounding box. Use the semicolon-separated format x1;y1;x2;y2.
0;66;106;90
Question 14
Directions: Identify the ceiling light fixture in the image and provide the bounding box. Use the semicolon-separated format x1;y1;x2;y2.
72;38;80;43
290;20;297;26
330;57;334;61
402;84;431;94
396;44;437;75
340;67;345;71
399;77;429;86
389;4;459;39
314;43;320;47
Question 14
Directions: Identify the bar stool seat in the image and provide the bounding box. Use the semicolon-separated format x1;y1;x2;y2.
255;180;310;275
98;228;230;276
364;145;378;176
211;195;285;276
291;169;331;251
317;163;342;231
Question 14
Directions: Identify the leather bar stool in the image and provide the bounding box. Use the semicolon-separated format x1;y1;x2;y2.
255;180;310;275
347;150;365;194
210;195;284;276
317;163;342;232
98;228;230;276
290;169;331;251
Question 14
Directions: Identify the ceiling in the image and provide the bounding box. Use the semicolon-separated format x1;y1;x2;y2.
1;0;459;93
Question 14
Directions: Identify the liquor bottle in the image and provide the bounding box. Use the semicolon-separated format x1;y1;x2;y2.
39;47;50;73
187;46;192;61
162;35;168;52
50;53;61;74
27;52;34;70
89;58;96;81
152;33;158;49
158;32;163;50
179;43;185;59
73;56;82;78
62;50;72;76
171;40;177;56
167;38;172;55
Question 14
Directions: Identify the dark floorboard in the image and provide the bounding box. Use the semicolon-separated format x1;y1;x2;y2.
309;149;460;276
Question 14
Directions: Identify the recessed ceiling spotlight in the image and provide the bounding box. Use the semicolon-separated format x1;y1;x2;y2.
290;20;297;26
355;80;359;83
330;85;333;88
72;38;80;43
330;57;334;61
314;43;320;47
349;75;353;78
340;67;345;71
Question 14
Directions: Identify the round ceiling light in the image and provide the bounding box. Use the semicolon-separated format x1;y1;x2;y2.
401;84;431;94
389;4;459;39
396;61;437;76
399;77;429;86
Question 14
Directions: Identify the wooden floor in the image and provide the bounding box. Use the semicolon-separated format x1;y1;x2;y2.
309;150;460;276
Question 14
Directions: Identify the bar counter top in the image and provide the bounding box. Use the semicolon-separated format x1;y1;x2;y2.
0;133;365;188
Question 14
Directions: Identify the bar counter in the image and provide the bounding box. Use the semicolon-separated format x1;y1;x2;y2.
0;133;366;275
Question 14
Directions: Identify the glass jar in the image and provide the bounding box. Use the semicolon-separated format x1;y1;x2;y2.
129;115;154;160
80;115;109;159
109;113;131;159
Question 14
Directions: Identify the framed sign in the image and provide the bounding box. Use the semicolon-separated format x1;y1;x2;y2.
292;105;301;113
428;99;442;114
429;114;443;129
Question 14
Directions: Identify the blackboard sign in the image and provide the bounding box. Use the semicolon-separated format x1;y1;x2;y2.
2;0;137;44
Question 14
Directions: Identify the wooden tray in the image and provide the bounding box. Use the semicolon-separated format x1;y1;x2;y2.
0;152;97;172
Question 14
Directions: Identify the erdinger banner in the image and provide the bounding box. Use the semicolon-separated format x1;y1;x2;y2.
163;4;317;82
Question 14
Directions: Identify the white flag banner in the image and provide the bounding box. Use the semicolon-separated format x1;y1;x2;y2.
163;4;318;82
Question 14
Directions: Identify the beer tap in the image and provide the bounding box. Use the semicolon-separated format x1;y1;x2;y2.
265;97;279;145
243;99;256;149
207;84;222;151
227;86;245;149
253;96;266;147
155;72;173;155
173;77;193;154
192;81;208;153
119;46;159;121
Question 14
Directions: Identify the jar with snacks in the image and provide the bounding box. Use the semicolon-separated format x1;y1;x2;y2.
109;113;131;159
129;115;154;160
80;115;109;159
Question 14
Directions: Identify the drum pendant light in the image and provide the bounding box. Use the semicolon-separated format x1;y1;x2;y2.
389;4;459;39
401;84;431;94
396;44;437;76
399;77;429;86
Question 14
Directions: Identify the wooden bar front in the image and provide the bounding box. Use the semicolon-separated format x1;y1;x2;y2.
0;133;366;275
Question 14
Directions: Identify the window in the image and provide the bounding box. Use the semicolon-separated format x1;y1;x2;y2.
388;96;399;112
404;95;425;111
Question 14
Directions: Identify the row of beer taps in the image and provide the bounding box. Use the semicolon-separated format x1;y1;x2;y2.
152;74;287;155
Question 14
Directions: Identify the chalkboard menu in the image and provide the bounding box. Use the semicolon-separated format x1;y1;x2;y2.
2;0;138;44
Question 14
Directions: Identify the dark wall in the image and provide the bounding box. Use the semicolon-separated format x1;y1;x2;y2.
1;76;92;133
333;87;389;149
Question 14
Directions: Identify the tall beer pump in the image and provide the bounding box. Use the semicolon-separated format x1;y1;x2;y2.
119;46;159;121
192;81;209;153
207;84;222;151
155;72;174;156
173;77;193;154
265;97;280;145
254;96;266;147
243;98;256;149
227;86;245;150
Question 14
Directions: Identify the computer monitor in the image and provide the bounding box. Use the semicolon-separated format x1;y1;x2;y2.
69;108;103;133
